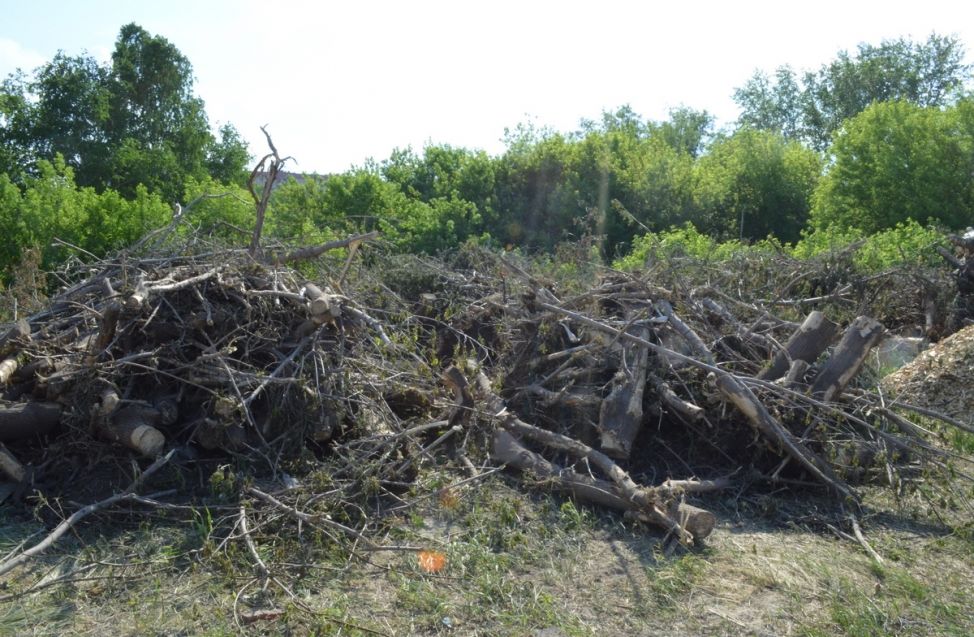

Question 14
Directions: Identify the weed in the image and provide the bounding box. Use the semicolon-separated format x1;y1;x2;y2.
646;551;708;608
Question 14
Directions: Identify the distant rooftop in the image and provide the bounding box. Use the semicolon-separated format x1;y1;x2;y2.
249;170;330;191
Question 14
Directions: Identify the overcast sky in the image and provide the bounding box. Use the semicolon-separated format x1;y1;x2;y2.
2;0;973;173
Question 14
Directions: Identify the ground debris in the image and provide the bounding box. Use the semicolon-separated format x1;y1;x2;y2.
0;237;971;580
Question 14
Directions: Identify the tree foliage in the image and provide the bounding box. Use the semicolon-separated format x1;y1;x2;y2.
735;34;971;149
810;100;974;233
693;129;821;243
0;156;170;273
2;26;973;272
0;23;249;202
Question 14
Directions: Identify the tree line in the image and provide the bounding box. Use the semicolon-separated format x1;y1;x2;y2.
1;26;972;278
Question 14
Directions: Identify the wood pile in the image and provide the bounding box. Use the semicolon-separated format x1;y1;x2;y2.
0;236;971;577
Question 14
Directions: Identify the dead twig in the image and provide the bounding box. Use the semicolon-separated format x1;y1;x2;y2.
0;450;175;578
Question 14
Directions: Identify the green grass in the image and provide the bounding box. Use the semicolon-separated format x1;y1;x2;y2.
1;473;972;636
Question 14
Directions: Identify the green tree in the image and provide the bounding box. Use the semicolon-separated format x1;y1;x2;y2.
0;156;170;272
0;23;249;201
693;129;821;242
653;106;715;157
573;117;696;254
493;124;578;248
381;144;497;223
810;100;974;233
0;73;34;183
492;108;698;254
735;34;971;149
734;66;805;140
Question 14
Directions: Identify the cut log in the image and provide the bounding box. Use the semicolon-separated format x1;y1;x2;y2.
0;443;25;482
0;401;62;440
100;406;165;457
811;316;884;401
758;311;838;381
303;283;343;325
0;358;17;385
125;276;149;311
491;430;715;542
599;323;651;458
0;319;30;359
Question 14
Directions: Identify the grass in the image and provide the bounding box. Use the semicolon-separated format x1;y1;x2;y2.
1;472;972;636
796;559;972;637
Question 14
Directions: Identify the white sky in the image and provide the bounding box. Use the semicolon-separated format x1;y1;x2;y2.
2;0;974;173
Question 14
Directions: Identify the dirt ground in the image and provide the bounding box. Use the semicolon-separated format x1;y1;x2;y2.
2;475;971;637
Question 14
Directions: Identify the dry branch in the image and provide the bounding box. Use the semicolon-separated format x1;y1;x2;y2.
265;231;380;265
0;450;175;578
247;126;288;257
0;224;966;567
649;373;704;422
758;311;838;381
0;402;62;441
811;316;884;401
491;430;714;543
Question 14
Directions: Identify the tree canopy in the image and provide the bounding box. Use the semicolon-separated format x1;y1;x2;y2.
810;99;974;233
735;34;971;149
0;23;249;202
1;28;973;278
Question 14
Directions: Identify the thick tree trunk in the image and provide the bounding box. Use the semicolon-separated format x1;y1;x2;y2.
96;394;166;458
758;311;838;381
491;429;716;542
599;323;651;459
811;316;884;401
0;401;62;440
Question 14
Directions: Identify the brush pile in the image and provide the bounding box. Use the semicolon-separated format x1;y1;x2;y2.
0;231;971;570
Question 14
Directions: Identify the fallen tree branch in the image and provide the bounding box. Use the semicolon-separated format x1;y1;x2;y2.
475;371;715;544
490;429;713;544
535;299;856;501
265;231;380;265
0;402;62;441
246;487;376;548
0;450;175;578
239;506;270;580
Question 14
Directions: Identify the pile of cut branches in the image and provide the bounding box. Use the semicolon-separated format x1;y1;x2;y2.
0;235;971;583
